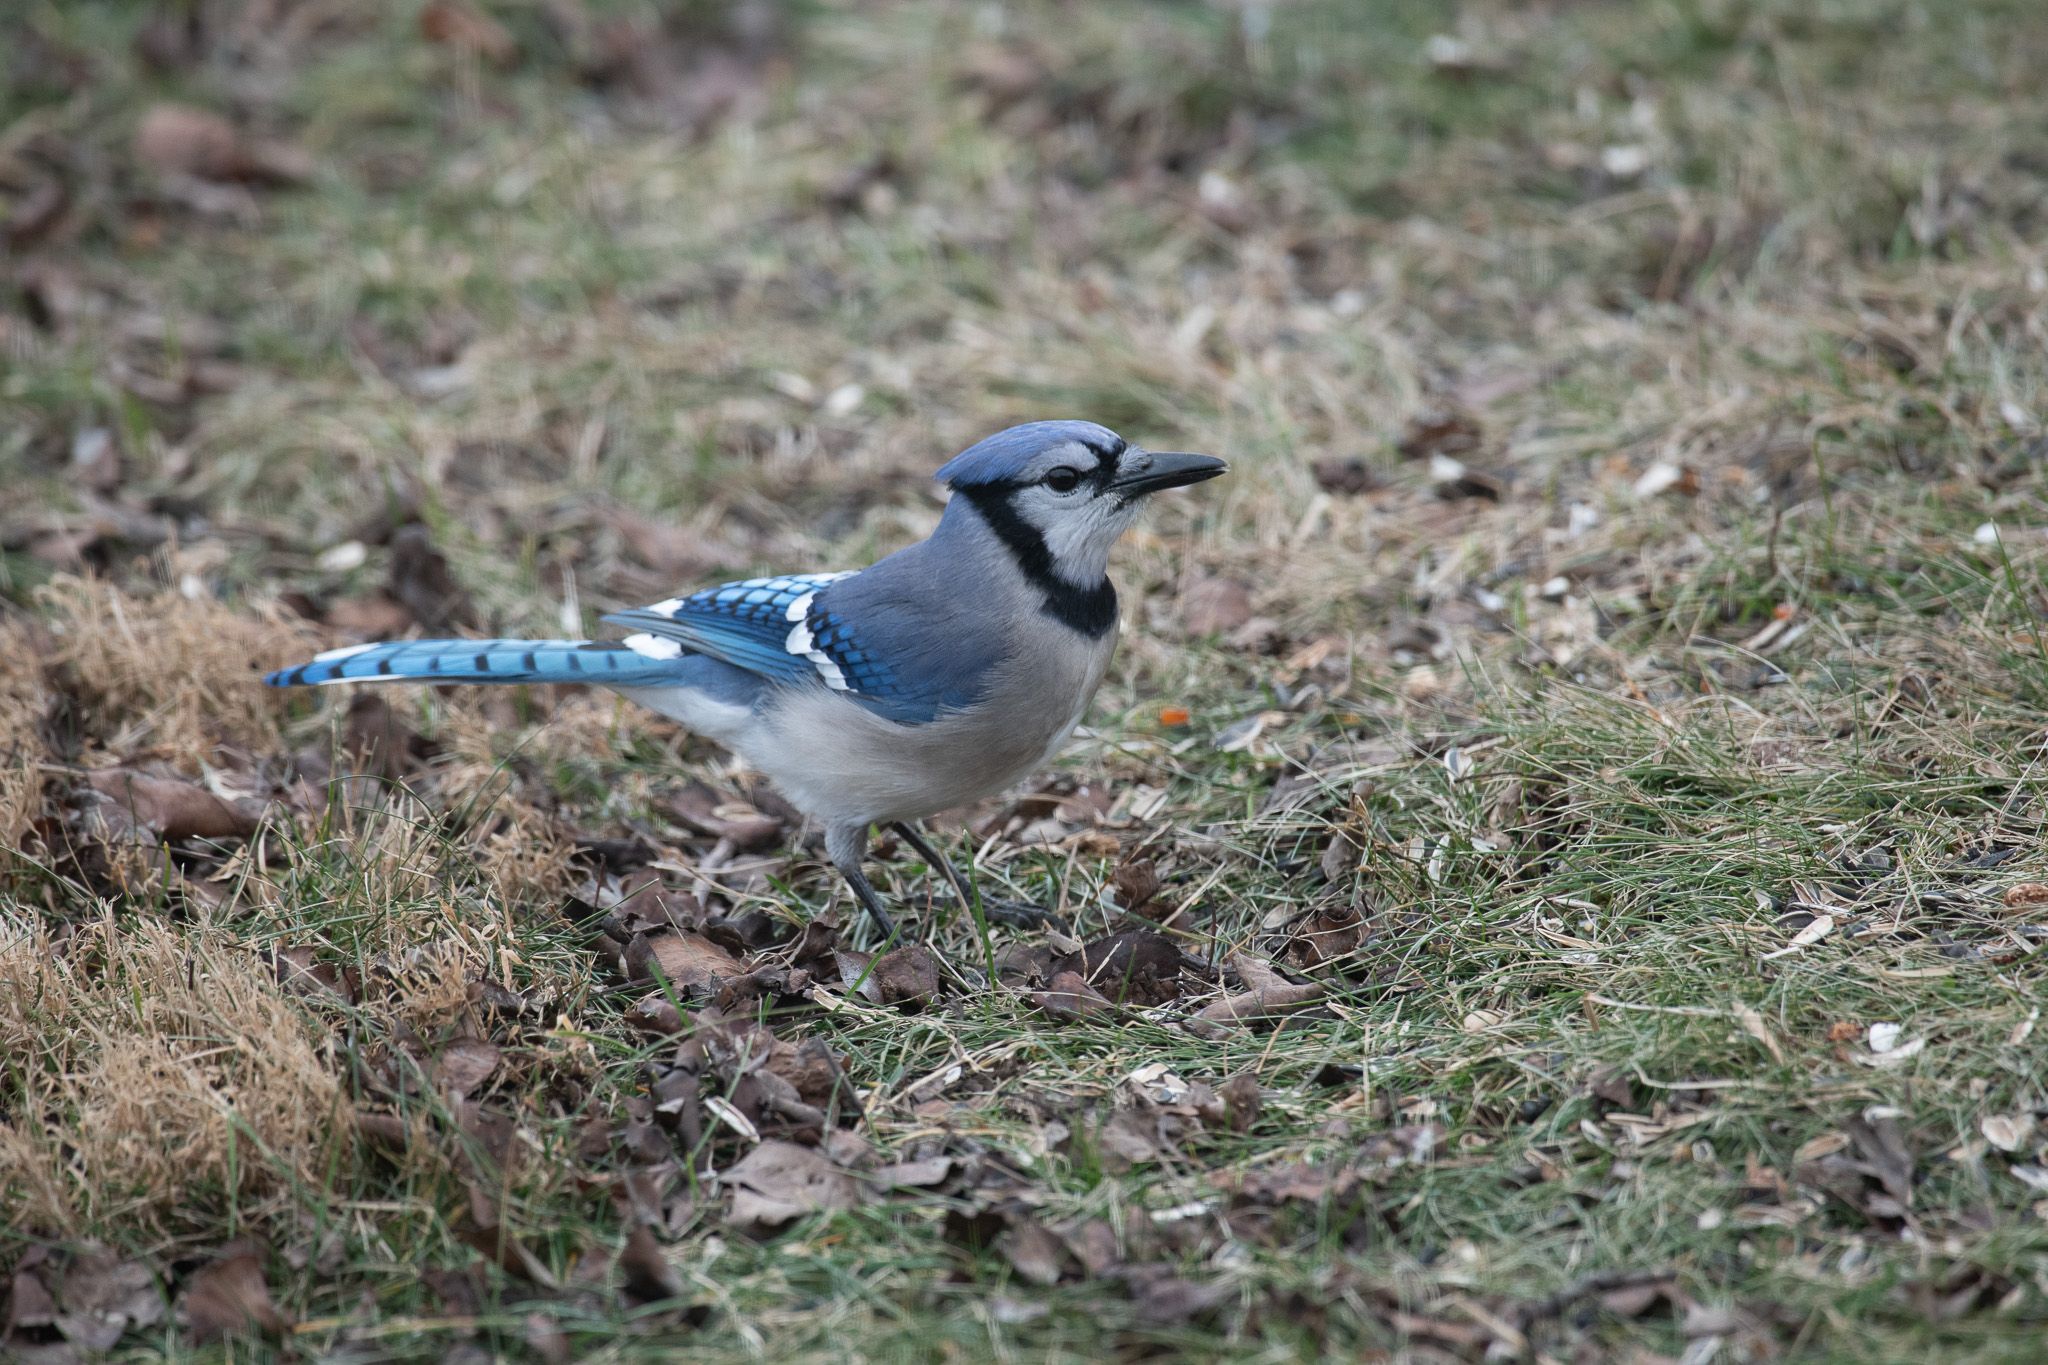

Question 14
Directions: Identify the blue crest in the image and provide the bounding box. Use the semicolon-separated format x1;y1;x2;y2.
932;420;1125;487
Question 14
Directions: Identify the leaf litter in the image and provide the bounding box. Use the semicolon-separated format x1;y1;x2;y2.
7;3;2048;1358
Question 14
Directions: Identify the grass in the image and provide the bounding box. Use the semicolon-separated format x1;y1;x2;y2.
6;0;2048;1358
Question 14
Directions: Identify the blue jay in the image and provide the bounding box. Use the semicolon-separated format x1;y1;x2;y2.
266;421;1226;937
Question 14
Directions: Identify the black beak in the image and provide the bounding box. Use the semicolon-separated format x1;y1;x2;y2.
1111;451;1228;496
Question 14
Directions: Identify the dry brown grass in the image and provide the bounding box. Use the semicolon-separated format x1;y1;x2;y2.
35;571;313;764
0;621;48;864
0;912;348;1237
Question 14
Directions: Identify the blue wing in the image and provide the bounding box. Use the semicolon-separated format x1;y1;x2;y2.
601;562;999;725
602;573;850;687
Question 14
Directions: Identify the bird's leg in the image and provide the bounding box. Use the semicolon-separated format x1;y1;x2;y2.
891;821;977;914
890;820;1065;931
826;822;899;941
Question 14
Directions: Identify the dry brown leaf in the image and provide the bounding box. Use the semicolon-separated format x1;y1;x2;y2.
1217;1073;1262;1132
1054;930;1188;1005
1109;857;1162;914
182;1244;288;1343
723;1140;862;1231
3;1250;62;1359
1126;1270;1234;1325
459;1185;558;1287
1097;1108;1169;1172
85;768;257;841
1182;576;1253;635
660;781;785;849
524;1313;574;1365
626;933;748;993
1191;954;1326;1031
51;1250;163;1351
432;1039;502;1099
1732;1002;1785;1064
868;1157;954;1190
1397;408;1483;461
1280;899;1366;967
340;693;426;780
998;1218;1067;1286
419;0;519;64
869;944;941;1009
1311;458;1376;495
1981;1113;2034;1153
134;104;310;185
2003;883;2048;912
615;1225;683;1306
1031;970;1119;1021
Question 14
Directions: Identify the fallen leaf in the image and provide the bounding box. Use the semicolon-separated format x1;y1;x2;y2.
626;932;747;993
340;693;426;780
420;0;519;64
660;781;785;849
1311;458;1376;495
1096;1108;1168;1172
1054;930;1188;1005
1126;1269;1233;1325
1732;1002;1785;1063
1182;576;1253;635
868;1157;955;1190
523;1313;573;1365
1843;1110;1916;1210
1217;1074;1262;1132
1632;461;1700;499
1191;954;1326;1031
1981;1114;2035;1153
1109;857;1162;915
615;1225;683;1306
66;1271;159;1351
723;1140;861;1232
2003;883;2048;912
86;768;257;840
134;104;310;185
182;1244;288;1343
1280;899;1375;969
998;1218;1067;1286
1032;970;1119;1021
869;944;941;1009
1428;453;1505;500
459;1185;558;1287
3;1250;61;1360
432;1039;501;1099
1397;408;1483;461
69;428;120;493
1762;912;1834;958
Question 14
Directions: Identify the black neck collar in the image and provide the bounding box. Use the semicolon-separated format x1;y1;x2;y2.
957;485;1118;637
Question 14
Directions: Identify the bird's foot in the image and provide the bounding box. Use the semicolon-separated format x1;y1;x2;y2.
973;898;1068;932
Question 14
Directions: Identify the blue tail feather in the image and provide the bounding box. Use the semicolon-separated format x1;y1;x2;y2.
263;638;687;688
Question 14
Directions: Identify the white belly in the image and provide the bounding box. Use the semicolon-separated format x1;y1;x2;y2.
734;623;1116;827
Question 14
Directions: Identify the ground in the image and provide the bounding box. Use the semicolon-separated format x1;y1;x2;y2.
5;0;2048;1360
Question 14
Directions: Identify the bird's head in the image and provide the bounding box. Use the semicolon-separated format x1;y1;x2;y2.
935;420;1226;589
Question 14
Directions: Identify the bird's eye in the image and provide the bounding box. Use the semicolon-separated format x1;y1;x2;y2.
1044;468;1082;493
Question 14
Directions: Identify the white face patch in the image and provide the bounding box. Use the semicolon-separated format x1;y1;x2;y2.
1011;483;1144;586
